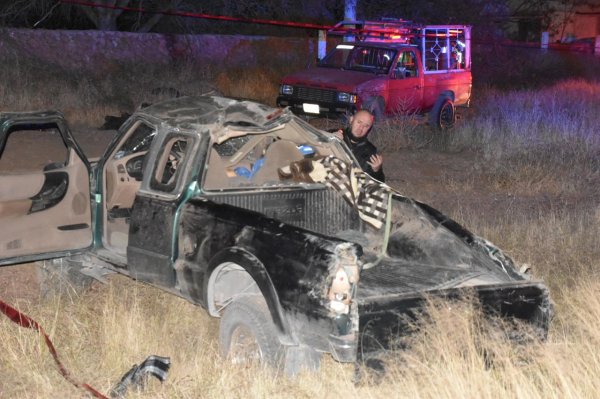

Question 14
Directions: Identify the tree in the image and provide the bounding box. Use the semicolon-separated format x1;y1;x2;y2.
79;0;125;31
356;0;511;26
0;0;187;32
77;0;185;32
0;0;518;35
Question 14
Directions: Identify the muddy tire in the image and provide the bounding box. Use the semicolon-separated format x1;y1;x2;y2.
36;256;95;298
429;97;455;130
219;295;284;369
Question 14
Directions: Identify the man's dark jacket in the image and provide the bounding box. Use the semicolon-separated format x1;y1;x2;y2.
340;127;385;182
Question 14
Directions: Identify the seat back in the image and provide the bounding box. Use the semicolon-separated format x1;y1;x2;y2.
252;140;304;183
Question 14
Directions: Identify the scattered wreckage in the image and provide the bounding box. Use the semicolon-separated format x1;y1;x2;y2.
0;297;170;399
0;96;552;375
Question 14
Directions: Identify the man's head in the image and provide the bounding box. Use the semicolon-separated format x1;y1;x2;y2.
348;110;374;141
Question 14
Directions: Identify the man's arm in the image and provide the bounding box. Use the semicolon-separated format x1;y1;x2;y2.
367;154;385;182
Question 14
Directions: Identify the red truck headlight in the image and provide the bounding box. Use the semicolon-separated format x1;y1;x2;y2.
280;84;294;95
337;92;357;103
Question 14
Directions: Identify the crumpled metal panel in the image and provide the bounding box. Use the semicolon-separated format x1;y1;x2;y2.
137;96;291;142
358;260;486;297
357;281;552;356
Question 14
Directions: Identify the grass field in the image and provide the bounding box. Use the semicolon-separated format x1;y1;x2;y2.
1;52;599;398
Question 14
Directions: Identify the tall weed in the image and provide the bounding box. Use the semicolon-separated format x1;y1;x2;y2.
448;79;600;194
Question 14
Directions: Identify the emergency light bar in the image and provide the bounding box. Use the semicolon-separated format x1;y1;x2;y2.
328;20;470;44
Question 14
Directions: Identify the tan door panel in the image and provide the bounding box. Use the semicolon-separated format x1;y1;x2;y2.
105;151;146;210
0;150;92;257
0;199;32;218
0;173;44;201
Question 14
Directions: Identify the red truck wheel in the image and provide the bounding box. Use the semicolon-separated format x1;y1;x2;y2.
430;97;455;130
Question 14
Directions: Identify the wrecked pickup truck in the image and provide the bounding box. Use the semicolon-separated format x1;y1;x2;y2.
0;96;551;374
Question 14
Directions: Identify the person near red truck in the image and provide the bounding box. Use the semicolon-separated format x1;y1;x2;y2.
331;109;385;182
277;20;472;130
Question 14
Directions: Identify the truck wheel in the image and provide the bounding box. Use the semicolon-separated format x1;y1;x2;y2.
430;97;455;130
219;295;284;369
36;256;96;298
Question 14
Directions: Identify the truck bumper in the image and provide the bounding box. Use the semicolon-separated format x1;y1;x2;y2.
277;96;356;118
356;281;553;359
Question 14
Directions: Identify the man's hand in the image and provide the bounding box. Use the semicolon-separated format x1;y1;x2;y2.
333;129;344;141
367;154;383;172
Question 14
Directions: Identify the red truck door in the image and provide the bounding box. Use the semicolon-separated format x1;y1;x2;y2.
387;50;424;115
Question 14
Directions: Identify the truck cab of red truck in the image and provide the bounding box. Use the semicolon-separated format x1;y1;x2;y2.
277;20;472;128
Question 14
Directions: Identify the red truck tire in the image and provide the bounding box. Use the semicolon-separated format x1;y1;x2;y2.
429;96;455;130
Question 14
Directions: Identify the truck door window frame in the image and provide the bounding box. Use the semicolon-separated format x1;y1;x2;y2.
393;50;419;79
143;131;198;197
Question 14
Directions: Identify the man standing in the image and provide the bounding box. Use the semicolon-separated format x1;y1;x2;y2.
332;109;385;182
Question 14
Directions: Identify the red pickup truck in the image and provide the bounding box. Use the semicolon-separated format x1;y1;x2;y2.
277;20;472;128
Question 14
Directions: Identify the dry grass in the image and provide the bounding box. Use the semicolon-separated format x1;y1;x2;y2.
369;114;428;151
2;211;599;398
0;55;220;127
0;37;305;128
214;66;282;106
457;80;600;192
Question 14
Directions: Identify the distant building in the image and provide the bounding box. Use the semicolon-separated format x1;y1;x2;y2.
552;3;600;42
506;1;600;42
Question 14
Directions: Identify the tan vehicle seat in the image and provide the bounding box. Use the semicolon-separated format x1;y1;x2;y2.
251;140;304;183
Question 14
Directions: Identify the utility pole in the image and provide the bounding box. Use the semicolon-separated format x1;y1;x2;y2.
344;0;357;42
345;0;357;21
318;0;358;60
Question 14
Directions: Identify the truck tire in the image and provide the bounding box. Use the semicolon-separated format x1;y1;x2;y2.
37;256;96;298
429;97;455;130
219;295;284;369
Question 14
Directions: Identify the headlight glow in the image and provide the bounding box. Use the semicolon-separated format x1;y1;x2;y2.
337;92;356;103
280;84;294;95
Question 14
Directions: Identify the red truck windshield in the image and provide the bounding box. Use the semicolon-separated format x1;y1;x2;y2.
319;44;397;75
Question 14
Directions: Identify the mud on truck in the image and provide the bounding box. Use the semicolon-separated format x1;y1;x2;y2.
0;96;551;377
277;19;472;128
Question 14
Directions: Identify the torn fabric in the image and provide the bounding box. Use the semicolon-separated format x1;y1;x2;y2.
283;156;391;229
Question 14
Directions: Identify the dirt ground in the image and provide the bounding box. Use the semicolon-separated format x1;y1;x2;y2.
0;124;589;304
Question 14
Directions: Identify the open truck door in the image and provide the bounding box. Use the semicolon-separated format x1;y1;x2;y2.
0;111;93;266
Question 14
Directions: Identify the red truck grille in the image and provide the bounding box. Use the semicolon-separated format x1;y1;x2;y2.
296;87;336;103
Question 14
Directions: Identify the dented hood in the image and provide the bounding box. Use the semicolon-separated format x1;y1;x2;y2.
355;195;528;298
